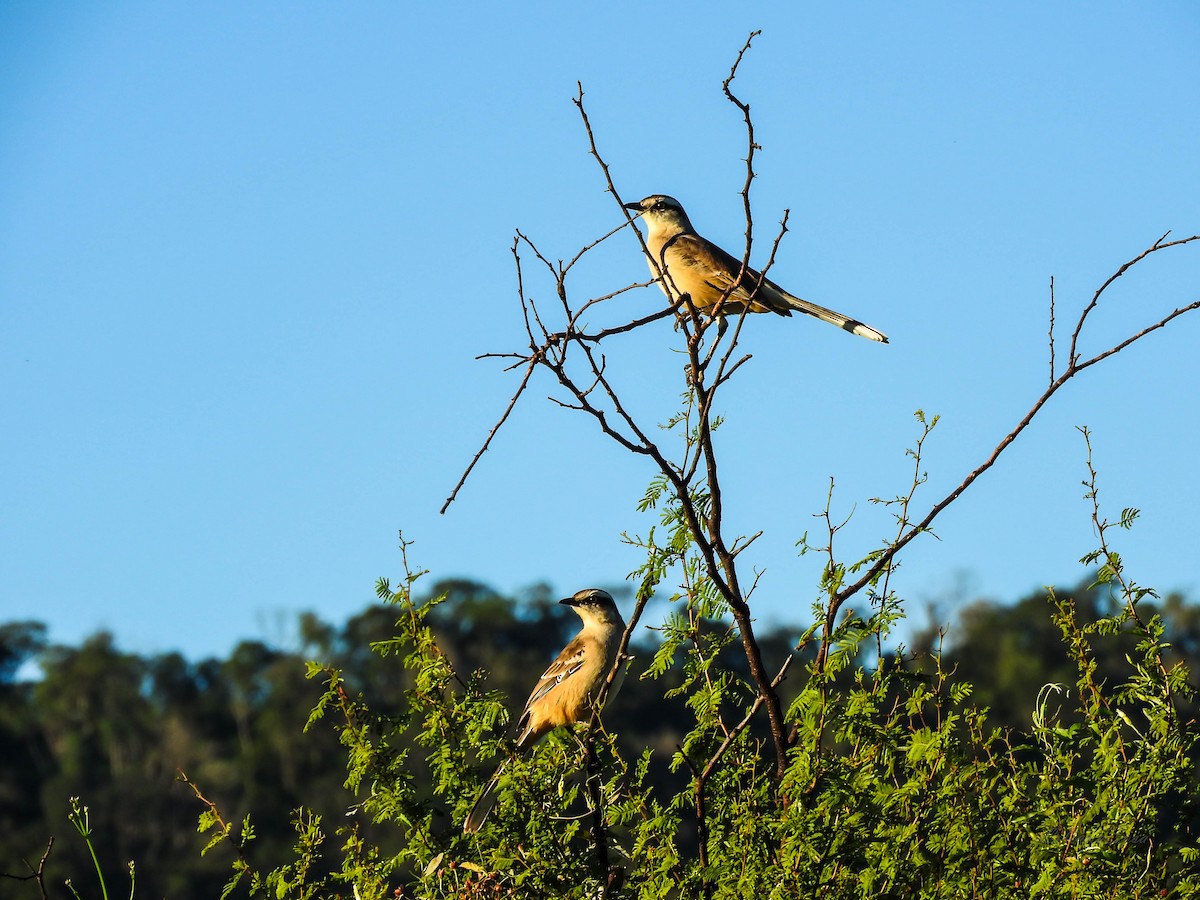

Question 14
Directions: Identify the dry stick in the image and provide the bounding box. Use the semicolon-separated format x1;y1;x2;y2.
726;30;762;245
442;232;657;514
1048;275;1057;385
694;32;770;327
830;234;1200;611
0;838;53;900
1068;231;1185;365
442;239;541;515
440;357;538;515
565;298;790;782
723;30;765;314
573;85;655;275
688;329;791;779
562;213;642;277
441;206;660;514
549;324;740;646
567;304;677;343
567;279;657;329
515;229;569;318
512;235;537;346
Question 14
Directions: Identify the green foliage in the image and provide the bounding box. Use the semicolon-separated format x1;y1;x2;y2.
4;436;1199;900
156;503;1196;899
2;562;1199;897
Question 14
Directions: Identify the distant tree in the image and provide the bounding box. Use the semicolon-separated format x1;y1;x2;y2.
0;622;46;684
922;579;1200;734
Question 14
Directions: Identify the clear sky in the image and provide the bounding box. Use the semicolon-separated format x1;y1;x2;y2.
3;3;1198;662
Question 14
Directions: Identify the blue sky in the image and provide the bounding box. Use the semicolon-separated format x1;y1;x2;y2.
2;3;1198;662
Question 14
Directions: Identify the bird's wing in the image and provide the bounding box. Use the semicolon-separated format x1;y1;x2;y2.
511;634;592;746
524;637;588;710
661;233;787;315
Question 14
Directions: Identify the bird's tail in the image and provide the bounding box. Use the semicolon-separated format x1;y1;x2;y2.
463;758;508;833
779;290;888;343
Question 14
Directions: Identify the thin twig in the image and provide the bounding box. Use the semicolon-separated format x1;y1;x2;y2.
0;837;53;900
1048;275;1057;385
440;357;538;514
1067;231;1187;365
724;30;764;305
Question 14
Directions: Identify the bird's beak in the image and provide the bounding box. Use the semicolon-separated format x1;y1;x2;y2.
623;202;643;214
559;596;579;607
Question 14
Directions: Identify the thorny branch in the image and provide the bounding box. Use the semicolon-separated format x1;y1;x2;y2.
1049;275;1057;385
0;838;53;900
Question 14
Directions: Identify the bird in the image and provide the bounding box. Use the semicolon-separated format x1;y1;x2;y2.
462;588;627;833
623;194;888;343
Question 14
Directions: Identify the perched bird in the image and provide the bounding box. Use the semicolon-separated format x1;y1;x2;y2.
463;588;627;833
624;194;888;343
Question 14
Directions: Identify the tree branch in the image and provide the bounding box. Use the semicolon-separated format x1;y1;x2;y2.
829;233;1200;610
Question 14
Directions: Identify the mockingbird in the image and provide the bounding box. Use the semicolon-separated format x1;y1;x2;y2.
624;194;888;343
463;588;626;833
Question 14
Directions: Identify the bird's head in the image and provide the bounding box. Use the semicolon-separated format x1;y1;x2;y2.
623;195;693;235
561;588;624;627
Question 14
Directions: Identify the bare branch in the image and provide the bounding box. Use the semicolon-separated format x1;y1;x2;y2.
440;358;539;515
566;303;677;342
1048;275;1057;385
0;837;53;900
831;232;1200;608
1067;231;1193;364
563;214;640;276
1073;294;1200;374
724;30;763;279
